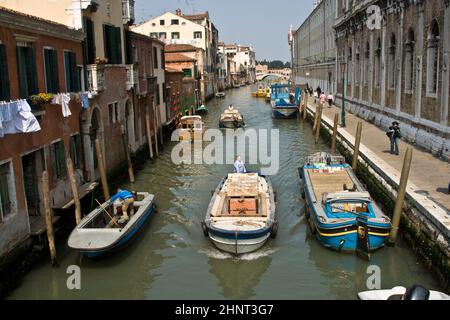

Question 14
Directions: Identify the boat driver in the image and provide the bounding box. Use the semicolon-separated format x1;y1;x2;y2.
108;188;135;224
233;156;247;174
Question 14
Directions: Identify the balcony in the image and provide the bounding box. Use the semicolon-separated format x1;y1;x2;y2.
126;64;138;90
86;64;105;93
122;0;135;25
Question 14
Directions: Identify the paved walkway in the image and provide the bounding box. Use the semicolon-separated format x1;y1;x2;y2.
306;97;450;213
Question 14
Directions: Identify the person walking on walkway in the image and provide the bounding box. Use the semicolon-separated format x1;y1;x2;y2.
327;93;334;107
387;121;401;155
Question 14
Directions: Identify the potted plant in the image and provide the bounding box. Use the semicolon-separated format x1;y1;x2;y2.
29;93;54;110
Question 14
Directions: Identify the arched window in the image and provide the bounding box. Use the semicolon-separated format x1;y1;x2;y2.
375;38;381;88
405;28;415;92
364;41;370;86
348;46;353;85
355;46;360;85
426;20;440;96
388;34;396;89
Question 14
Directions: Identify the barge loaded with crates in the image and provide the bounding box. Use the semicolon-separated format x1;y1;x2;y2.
202;173;277;255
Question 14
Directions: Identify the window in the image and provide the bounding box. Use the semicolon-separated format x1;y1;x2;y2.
405;29;415;93
44;48;59;93
426;20;440;96
388;34;396;89
153;47;159;69
17;44;38;98
0;161;15;221
158;32;167;39
355;47;360;85
84;17;96;64
50;141;67;180
0;43;10;101
364;42;370;86
171;19;179;25
150;32;158;38
64;51;80;92
194;32;202;39
375;38;381;88
103;24;122;64
183;68;192;78
152;23;156;26
70;135;82;169
109;102;118;123
160;20;165;26
171;32;180;40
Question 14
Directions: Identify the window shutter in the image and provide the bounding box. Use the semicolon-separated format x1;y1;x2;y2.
64;52;71;92
103;24;110;63
17;47;28;98
115;27;122;64
125;29;133;64
85;18;96;64
70;52;79;92
27;47;38;95
0;44;10;101
51;50;59;93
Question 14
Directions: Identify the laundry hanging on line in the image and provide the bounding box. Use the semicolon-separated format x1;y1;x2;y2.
0;99;41;137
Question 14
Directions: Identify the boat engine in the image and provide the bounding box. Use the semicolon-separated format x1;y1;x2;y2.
403;285;430;300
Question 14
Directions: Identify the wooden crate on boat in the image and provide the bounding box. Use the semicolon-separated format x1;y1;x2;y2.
229;198;258;216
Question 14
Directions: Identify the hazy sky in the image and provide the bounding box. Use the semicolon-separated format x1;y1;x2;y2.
135;0;314;62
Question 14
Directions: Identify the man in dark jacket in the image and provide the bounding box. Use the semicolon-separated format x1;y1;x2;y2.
387;121;401;155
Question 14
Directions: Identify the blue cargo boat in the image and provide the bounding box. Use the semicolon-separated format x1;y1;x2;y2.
299;153;391;254
68;192;156;258
270;83;300;119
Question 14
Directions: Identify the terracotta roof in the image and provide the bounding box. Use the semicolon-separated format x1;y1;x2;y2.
165;52;195;63
182;12;209;21
165;44;197;53
0;6;73;29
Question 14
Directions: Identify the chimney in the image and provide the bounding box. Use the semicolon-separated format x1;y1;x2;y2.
176;9;182;16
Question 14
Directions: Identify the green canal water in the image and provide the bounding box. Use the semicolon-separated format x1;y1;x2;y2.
7;85;441;300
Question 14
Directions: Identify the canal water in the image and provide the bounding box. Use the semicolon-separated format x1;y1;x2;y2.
7;85;441;300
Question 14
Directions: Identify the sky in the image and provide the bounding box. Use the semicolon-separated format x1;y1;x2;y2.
135;0;315;62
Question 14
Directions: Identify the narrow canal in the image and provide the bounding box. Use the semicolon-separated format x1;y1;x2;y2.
7;85;441;300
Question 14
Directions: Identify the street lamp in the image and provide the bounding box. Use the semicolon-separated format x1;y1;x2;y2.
340;60;347;128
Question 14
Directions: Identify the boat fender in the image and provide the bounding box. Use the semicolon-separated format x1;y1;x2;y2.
338;239;346;252
201;222;209;237
274;192;278;203
270;221;279;239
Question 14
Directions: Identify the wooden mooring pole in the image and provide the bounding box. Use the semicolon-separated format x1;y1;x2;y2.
121;125;135;184
153;106;159;157
331;113;339;154
389;148;413;245
352;122;363;170
145;112;154;159
315;104;323;144
42;171;57;266
95;139;110;200
66;158;81;225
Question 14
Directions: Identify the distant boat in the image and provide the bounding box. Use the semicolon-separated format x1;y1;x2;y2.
178;116;205;142
299;152;391;255
219;107;245;129
202;173;277;255
216;92;226;98
270;83;298;119
196;105;208;115
271;99;299;119
68;192;156;258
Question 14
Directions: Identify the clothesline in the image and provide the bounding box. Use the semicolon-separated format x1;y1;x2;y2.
0;99;41;138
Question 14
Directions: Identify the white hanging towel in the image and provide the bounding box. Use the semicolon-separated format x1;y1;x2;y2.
61;93;72;118
14;100;41;133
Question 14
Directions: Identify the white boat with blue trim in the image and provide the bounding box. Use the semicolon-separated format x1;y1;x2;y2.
202;173;277;255
68;192;156;258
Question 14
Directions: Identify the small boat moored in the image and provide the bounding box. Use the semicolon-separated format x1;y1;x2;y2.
358;285;450;300
299;152;391;257
219;106;245;129
271;100;299;119
196;105;208;115
68;192;156;258
178;115;205;142
216;92;226;98
202;173;277;255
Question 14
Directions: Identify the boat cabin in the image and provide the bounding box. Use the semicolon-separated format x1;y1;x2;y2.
178;116;205;141
211;174;269;218
322;192;374;218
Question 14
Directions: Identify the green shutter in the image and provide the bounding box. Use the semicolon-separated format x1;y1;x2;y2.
103;24;110;63
50;50;59;93
0;44;10;101
0;163;11;217
64;52;71;92
17;47;28;98
125;29;132;64
70;52;79;92
27;47;38;95
85;18;96;64
115;27;122;64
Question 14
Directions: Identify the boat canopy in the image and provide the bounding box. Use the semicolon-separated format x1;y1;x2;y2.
181;116;202;122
